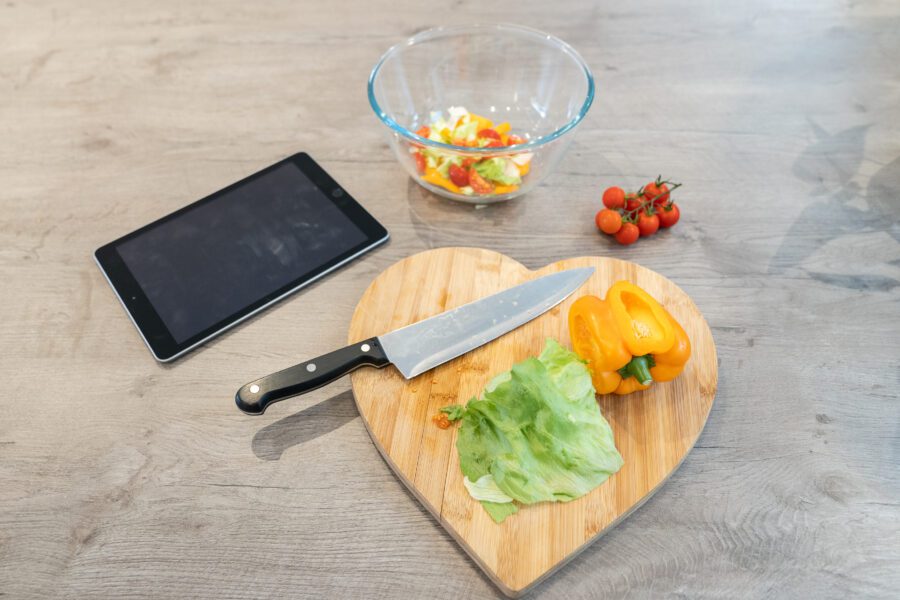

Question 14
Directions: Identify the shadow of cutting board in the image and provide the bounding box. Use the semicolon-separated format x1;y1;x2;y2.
348;247;717;597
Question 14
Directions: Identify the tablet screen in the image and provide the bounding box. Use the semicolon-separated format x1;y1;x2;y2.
116;162;368;344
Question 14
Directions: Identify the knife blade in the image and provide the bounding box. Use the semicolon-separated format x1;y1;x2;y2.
235;266;594;414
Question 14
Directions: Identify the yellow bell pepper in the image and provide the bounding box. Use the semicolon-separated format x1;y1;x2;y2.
517;162;530;176
469;113;493;131
494;122;511;134
606;281;675;356
649;315;691;382
494;184;519;194
568;295;631;394
422;167;460;194
568;281;690;395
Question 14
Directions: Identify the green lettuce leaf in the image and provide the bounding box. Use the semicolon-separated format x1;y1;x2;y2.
481;501;519;523
473;157;521;185
452;339;623;522
463;474;514;503
440;404;466;421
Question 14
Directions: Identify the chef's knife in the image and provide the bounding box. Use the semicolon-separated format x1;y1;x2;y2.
235;267;594;415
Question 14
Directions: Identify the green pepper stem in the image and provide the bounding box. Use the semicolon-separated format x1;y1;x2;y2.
621;355;654;385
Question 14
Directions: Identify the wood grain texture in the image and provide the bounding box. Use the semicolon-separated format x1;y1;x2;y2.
348;248;718;596
1;0;899;598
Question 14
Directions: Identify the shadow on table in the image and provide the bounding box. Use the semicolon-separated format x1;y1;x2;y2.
251;390;358;460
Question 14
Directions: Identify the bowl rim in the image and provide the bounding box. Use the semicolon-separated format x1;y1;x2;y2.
367;23;595;154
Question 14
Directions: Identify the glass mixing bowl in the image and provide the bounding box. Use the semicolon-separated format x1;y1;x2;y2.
368;24;594;203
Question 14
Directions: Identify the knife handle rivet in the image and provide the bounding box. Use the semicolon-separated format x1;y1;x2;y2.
360;343;371;352
306;363;317;373
249;384;259;394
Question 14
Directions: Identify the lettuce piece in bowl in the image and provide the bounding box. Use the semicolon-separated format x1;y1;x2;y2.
473;157;521;185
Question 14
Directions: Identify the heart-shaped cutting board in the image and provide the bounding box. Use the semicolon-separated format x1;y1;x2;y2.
348;248;717;597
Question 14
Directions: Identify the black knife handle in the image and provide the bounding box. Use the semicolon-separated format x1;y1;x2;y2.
235;337;390;415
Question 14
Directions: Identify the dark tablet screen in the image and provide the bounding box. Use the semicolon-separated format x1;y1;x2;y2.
117;162;367;343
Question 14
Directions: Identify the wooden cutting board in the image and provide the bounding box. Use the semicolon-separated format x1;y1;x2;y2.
348;248;717;597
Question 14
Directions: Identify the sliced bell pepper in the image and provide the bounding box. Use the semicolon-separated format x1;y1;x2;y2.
493;184;519;194
568;295;631;394
613;377;651;395
494;122;511;134
422;167;461;194
568;281;690;395
469;113;493;132
649;314;691;382
606;281;675;356
517;162;530;176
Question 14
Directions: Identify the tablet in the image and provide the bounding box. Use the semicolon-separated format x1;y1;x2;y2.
95;153;389;362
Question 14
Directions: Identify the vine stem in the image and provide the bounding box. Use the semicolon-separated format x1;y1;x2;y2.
622;181;683;221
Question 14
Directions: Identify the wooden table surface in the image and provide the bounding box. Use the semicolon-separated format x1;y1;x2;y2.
2;1;898;598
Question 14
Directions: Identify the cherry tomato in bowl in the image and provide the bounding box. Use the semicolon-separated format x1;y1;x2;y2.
448;164;470;187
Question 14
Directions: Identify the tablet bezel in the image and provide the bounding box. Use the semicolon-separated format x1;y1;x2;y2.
94;153;389;362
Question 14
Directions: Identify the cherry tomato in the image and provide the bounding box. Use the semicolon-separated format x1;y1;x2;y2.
507;134;526;145
416;126;430;138
644;182;671;206
614;222;640;245
602;186;625;210
483;139;503;148
658;203;680;228
637;210;660;236
477;128;501;141
461;157;476;169
642;182;660;202
625;193;643;212
448;164;470;187
595;209;623;234
414;152;426;174
469;169;494;194
653;183;670;206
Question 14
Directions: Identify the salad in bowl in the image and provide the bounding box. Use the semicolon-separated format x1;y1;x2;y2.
412;107;533;199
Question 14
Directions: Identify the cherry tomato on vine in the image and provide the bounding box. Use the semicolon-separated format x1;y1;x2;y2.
595;209;623;234
602;186;625;210
658;203;681;228
642;181;661;203
652;183;670;206
625;193;643;212
637;210;660;236
614;222;640;245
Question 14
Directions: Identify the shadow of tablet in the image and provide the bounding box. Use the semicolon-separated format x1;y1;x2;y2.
250;389;358;460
